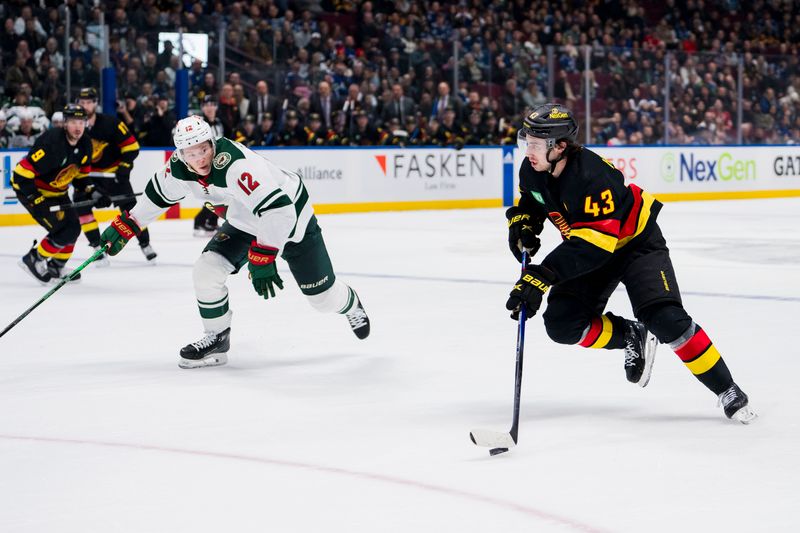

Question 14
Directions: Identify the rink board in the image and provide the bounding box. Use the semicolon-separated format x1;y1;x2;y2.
2;144;799;225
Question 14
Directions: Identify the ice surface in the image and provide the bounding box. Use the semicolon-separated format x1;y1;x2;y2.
0;199;798;532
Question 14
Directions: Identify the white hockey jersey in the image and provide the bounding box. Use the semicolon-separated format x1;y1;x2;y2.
131;138;313;252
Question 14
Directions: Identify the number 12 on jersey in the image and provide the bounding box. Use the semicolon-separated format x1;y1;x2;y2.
237;172;260;195
584;189;615;217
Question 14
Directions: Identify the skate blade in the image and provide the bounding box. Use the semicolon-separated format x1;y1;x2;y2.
637;333;658;388
732;405;758;424
50;275;81;285
18;260;51;286
179;352;228;369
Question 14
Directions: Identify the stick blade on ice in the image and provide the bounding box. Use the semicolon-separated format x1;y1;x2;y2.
469;429;516;449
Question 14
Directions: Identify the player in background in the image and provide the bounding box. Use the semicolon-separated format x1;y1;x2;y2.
506;103;755;423
11;104;93;284
98;116;371;369
74;87;156;265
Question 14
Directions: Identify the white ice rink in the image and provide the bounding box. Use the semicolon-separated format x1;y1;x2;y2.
0;198;798;532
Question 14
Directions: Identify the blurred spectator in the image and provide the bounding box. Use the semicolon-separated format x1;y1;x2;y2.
432;81;461;120
139;95;175;147
0;110;11;148
50;111;64;129
381;82;416;125
310;80;341;130
118;92;145;135
8;111;41;148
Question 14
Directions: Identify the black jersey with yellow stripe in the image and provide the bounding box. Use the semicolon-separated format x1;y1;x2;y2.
518;146;662;283
11;128;93;198
87;113;140;172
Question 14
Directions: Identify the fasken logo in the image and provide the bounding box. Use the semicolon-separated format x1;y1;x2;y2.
374;152;486;178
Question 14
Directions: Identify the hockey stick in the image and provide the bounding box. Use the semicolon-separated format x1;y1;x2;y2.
49;193;142;212
470;250;529;455
0;246;109;339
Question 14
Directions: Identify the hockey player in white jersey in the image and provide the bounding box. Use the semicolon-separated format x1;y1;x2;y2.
99;115;370;368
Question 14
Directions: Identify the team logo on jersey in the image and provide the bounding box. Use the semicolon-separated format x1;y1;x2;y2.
213;152;231;169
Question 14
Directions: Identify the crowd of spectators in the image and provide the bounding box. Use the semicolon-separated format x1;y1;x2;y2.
1;0;800;149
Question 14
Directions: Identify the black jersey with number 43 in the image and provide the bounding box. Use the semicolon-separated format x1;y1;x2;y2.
518;147;663;283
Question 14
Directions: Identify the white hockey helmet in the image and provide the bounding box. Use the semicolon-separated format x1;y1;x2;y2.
173;115;216;164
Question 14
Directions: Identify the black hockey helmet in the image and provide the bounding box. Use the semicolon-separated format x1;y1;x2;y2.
62;103;88;120
519;103;579;147
77;87;99;101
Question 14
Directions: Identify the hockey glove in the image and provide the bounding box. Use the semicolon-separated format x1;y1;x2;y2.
100;211;142;256
506;206;543;263
506;265;555;320
248;242;284;299
75;185;112;208
24;193;57;219
115;163;132;183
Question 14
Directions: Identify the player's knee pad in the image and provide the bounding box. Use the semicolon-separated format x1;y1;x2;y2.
193;252;235;294
306;279;349;314
542;303;588;345
637;303;693;344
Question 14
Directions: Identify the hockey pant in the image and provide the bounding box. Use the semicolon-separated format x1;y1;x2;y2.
194;216;358;333
19;192;80;264
75;174;150;247
541;225;734;394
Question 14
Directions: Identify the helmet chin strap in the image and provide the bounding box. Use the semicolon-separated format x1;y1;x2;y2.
545;146;564;174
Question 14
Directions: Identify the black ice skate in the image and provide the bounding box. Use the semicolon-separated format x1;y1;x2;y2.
18;243;52;285
140;243;157;263
624;321;657;387
718;383;757;424
179;328;230;369
47;259;81;283
193;217;218;238
345;293;370;340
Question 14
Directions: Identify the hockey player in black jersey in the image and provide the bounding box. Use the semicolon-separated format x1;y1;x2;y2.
506;103;755;423
74;87;156;264
11;104;93;284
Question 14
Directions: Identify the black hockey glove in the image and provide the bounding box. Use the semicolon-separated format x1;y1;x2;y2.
24;193;57;219
115;163;132;183
74;185;111;208
506;264;555;320
506;206;544;263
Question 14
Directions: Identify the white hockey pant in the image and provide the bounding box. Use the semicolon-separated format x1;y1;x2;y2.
193;251;235;333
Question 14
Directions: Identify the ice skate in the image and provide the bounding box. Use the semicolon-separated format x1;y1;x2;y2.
193;218;218;238
18;243;52;285
718;383;757;424
345;292;370;339
47;259;81;283
92;246;111;267
179;328;230;369
624;321;657;387
140;243;157;263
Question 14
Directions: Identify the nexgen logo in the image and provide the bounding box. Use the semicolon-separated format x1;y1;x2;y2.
374;153;486;178
662;152;756;182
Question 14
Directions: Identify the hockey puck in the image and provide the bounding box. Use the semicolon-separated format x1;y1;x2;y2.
489;447;508;456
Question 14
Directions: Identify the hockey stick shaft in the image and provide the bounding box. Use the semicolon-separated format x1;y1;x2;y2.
469;251;530;450
49;193;142;212
509;251;528;442
0;246;108;339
